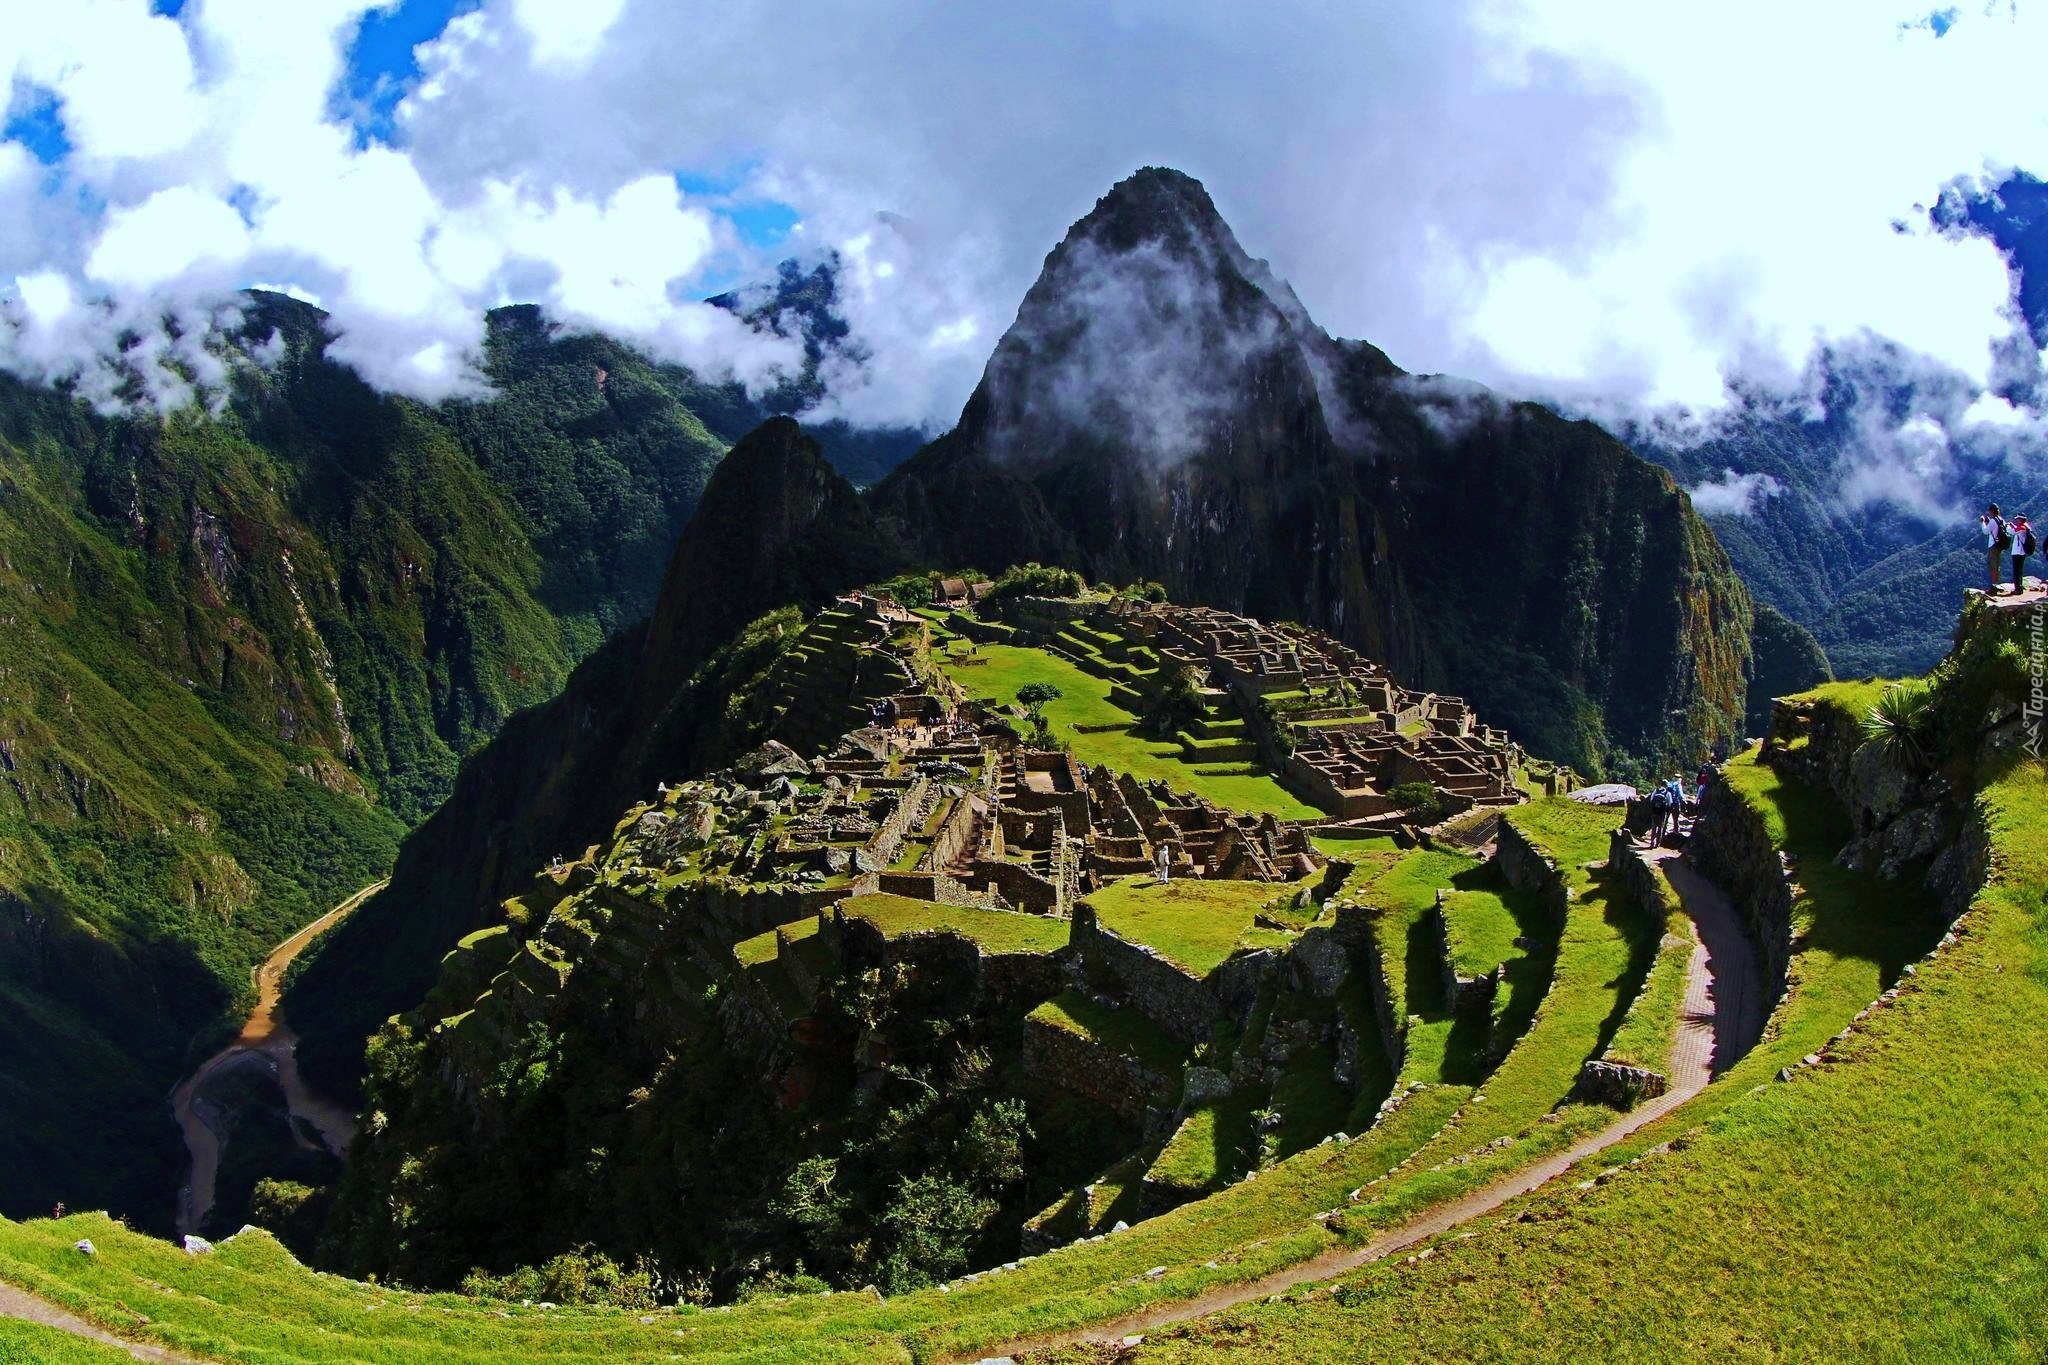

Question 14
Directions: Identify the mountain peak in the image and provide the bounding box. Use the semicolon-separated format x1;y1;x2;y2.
1068;166;1233;256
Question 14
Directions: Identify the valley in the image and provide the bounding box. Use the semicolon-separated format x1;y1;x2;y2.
169;880;380;1239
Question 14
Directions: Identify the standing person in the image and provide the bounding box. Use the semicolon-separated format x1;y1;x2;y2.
1646;782;1672;846
2012;514;2037;596
1695;760;1716;807
1983;504;2012;594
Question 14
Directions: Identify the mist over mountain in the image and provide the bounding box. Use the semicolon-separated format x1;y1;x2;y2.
1622;171;2048;678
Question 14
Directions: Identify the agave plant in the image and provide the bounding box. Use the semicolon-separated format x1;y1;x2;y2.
1861;678;1936;767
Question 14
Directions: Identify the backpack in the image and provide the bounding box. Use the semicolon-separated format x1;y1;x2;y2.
1649;787;1671;813
1996;519;2014;552
2023;527;2038;556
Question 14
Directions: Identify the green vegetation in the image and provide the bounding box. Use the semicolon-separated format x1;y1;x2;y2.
1599;860;1693;1075
937;643;1322;817
990;562;1086;599
1085;876;1302;977
1148;1098;1256;1193
1437;885;1526;980
842;893;1071;956
1113;712;2026;1363
1030;992;1189;1075
0;1320;136;1364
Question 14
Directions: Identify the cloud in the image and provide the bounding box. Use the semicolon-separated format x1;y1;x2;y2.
0;0;2043;433
1687;468;1786;518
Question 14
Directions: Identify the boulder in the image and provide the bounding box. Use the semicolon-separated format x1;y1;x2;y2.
182;1234;214;1255
73;1239;96;1255
737;741;813;781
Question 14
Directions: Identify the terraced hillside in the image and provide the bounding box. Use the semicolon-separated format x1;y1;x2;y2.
0;590;2029;1362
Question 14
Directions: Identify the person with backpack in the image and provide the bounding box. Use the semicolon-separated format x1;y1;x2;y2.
1645;782;1672;846
1983;503;2012;594
2012;513;2037;595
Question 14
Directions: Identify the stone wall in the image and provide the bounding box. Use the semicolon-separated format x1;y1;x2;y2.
1070;904;1221;1042
970;858;1062;915
925;793;982;873
1495;815;1570;927
1687;778;1794;999
1022;1012;1179;1124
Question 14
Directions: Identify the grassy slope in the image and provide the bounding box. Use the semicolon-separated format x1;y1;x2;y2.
1118;696;1996;1361
1599;857;1692;1074
938;643;1322;818
0;696;1994;1362
0;1320;136;1364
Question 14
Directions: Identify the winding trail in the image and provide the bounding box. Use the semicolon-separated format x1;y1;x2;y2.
974;847;1760;1364
170;881;383;1237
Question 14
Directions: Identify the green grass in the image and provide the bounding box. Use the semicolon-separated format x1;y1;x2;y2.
1502;796;1625;869
0;1319;136;1364
733;914;821;969
937;644;1323;818
1115;762;2044;1364
1600;858;1693;1075
1084;875;1305;977
1148;1098;1256;1193
1030;991;1189;1075
840;893;1071;957
1438;885;1525;980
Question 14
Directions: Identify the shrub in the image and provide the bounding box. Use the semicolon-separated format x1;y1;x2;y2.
460;1246;660;1310
1861;679;1935;767
991;562;1085;599
1387;781;1446;821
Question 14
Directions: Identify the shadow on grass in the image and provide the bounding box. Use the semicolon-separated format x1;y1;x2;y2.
1588;864;1664;1063
1771;768;1943;984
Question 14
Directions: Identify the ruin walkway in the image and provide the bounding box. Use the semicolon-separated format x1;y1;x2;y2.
968;847;1760;1364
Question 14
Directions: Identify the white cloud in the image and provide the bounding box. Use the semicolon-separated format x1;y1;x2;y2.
85;186;250;289
0;0;2042;432
1687;468;1786;518
511;0;629;70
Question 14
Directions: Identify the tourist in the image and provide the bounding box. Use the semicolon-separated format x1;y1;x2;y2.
1982;503;2012;594
1695;760;1716;807
2012;514;2036;595
1155;842;1172;884
1646;783;1672;845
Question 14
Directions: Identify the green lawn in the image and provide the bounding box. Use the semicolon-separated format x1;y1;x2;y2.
938;644;1323;818
841;893;1071;956
1438;885;1526;980
733;913;822;969
1108;740;2018;1364
1085;875;1304;977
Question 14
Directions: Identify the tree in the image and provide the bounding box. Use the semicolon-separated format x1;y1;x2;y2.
1145;661;1207;738
1015;682;1063;707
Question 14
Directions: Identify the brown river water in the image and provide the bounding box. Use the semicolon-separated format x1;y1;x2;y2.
170;881;383;1236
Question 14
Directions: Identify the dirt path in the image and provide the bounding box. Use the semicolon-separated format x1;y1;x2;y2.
975;848;1753;1363
0;1281;201;1363
171;881;384;1237
1650;847;1767;1071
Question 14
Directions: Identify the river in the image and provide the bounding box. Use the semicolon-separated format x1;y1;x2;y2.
170;880;384;1237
